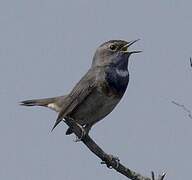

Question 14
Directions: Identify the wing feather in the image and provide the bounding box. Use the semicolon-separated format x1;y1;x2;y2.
51;68;97;131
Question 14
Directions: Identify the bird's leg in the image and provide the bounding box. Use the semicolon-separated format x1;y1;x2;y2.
64;117;90;142
73;123;87;142
74;123;93;142
84;123;92;135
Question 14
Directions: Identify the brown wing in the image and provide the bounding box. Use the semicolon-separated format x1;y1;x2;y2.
51;68;97;131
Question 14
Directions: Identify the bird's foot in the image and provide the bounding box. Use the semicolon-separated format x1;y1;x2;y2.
101;154;120;169
73;124;87;142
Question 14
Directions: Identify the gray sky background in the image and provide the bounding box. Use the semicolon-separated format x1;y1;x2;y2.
0;0;192;180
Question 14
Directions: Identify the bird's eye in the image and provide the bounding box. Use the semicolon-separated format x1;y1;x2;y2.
109;44;117;51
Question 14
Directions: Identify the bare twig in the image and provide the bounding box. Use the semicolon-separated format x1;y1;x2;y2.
172;100;192;119
63;117;166;180
151;172;166;180
158;173;166;180
151;171;155;180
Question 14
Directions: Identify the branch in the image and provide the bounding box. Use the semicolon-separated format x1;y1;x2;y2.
64;118;166;180
172;100;192;119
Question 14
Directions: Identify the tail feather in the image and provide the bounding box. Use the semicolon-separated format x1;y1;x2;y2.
20;95;69;131
20;98;55;107
20;95;67;112
20;100;36;106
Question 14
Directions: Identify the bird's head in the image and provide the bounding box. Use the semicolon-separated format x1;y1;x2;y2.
92;39;141;69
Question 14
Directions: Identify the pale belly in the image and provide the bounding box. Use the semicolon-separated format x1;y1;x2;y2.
70;89;120;126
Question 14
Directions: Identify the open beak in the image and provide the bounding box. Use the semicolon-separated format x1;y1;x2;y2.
121;39;142;54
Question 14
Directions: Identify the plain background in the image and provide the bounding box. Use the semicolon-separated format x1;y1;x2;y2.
0;0;192;179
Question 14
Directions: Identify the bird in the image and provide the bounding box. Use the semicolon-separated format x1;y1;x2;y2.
20;39;141;139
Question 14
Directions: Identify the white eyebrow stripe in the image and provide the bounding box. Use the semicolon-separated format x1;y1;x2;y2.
116;69;129;77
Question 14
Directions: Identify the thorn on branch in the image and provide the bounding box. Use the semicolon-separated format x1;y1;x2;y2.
101;154;120;169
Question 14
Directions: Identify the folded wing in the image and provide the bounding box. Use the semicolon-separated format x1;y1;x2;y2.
51;68;97;131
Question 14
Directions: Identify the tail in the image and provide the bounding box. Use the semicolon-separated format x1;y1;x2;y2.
20;95;67;131
20;96;66;112
20;97;55;106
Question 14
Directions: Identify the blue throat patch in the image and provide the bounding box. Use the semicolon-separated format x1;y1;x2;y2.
105;66;129;96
